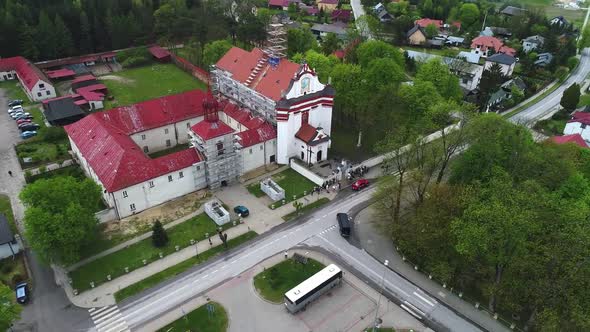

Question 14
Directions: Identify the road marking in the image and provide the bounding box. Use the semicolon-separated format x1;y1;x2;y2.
88;305;130;332
212;269;218;273
230;260;237;264
413;291;435;307
401;303;423;320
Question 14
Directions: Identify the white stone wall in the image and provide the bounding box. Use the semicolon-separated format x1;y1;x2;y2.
296;138;329;164
175;116;203;144
113;161;206;218
239;138;277;174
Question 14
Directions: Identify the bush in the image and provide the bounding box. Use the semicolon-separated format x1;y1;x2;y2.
11;274;23;286
121;56;151;68
568;57;579;70
1;263;13;274
152;220;169;247
40;127;67;142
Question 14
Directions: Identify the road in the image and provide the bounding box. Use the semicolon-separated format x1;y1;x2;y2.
510;48;590;124
103;188;485;332
350;0;373;39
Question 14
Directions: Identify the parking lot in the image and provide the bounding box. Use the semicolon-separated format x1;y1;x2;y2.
0;89;24;149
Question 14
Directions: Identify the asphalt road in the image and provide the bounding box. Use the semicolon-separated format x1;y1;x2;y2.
510;48;590;124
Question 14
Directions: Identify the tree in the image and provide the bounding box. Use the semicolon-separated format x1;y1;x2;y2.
478;63;506;111
152;220;169;247
53;14;75;57
79;11;93;53
20;176;102;264
560;83;581;111
458;3;480;30
36;11;56;60
356;40;404;68
203;40;233;66
425;24;438;38
363;58;405;91
415;59;462;101
321;32;341;55
287;28;318;58
19;23;39;61
0;282;21;331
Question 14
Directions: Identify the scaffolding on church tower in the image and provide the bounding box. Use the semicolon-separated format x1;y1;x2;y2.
264;21;287;60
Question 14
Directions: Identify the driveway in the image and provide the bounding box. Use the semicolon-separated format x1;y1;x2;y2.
0;88;91;332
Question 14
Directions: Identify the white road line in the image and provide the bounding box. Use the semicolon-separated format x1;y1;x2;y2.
96;313;123;329
89;305;111;316
413;291;435;307
211;269;218;273
230;260;237;264
92;306;119;322
101;320;128;332
401;303;423;320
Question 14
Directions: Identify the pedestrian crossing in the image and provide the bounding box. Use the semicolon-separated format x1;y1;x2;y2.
88;305;130;332
318;224;337;235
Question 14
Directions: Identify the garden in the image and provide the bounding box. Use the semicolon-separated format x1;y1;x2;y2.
157;301;228;332
246;168;316;208
253;257;324;303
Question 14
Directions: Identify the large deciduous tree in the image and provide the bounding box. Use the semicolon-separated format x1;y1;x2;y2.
203;39;233;66
0;282;21;331
20;176;102;265
560;83;581;111
287;28;318;58
458;3;480;30
415;59;463;102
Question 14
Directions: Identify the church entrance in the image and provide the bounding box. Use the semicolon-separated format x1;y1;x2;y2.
317;150;322;162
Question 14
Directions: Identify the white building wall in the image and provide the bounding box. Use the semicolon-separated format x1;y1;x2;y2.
69;138;113;208
175;116;203;144
30;80;56;102
0;70;16;81
239;138;277;174
130;124;177;154
564;122;590;141
113;162;206;218
296;139;329;164
308;104;333;135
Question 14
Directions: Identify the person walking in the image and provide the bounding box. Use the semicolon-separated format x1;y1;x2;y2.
8;171;12;177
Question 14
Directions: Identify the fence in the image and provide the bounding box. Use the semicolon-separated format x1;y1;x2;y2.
289;159;327;186
94;208;117;224
170;52;210;83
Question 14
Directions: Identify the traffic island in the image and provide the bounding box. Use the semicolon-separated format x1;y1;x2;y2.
156;301;228;332
253;257;324;303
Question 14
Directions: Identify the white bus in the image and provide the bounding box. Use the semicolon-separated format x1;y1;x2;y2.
284;264;343;313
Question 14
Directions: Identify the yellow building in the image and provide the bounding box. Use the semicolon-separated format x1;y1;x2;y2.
407;25;427;45
317;0;338;12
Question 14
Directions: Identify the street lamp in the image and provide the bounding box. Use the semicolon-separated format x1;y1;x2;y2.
373;259;389;332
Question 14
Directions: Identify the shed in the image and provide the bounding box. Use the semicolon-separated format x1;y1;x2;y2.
0;213;20;260
149;46;172;63
43;96;87;126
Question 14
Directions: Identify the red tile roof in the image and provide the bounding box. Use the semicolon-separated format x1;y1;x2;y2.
149;46;171;59
215;47;300;101
45;68;76;79
221;102;265;129
333;49;345;59
415;18;443;29
65;90;207;192
332;9;352;21
0;56;50;91
71;74;96;85
471;36;515;56
268;0;288;6
569;111;590;125
320;0;338;4
191;120;234;141
551;134;588;148
296;124;318;143
236;122;277;147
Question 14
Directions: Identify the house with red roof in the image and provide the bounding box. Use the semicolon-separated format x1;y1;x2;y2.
564;112;590;144
415;18;443;30
550;134;588;148
213;47;335;165
0;56;57;102
470;36;516;58
317;0;338;12
65;89;211;218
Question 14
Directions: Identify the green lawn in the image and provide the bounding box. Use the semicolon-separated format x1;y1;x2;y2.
157;301;228;332
247;168;316;204
579;94;590;107
148;144;190;159
25;165;86;183
70;212;233;292
330;125;381;161
246;183;265;197
282;197;330;221
0;80;30;105
533;118;567;136
114;231;257;302
101;63;207;109
253;258;325;303
402;46;460;57
0;194;16;234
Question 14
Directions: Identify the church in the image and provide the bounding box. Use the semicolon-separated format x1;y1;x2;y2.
65;46;335;218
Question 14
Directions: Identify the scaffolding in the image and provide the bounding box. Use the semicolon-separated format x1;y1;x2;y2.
264;23;287;59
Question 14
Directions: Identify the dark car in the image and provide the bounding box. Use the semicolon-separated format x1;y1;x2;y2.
337;213;351;237
233;205;249;217
351;178;369;191
15;283;29;304
8;99;23;107
20;124;40;132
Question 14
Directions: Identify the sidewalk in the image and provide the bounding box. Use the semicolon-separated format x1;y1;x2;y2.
60;184;337;307
355;206;513;332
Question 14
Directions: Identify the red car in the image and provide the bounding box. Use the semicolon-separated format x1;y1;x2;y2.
16;119;31;125
352;178;369;191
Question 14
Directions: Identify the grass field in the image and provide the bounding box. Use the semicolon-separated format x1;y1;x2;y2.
0;194;16;234
101;63;207;108
246;168;316;205
253;258;325;303
0;80;30;105
282;197;330;221
148;143;190;159
157;301;228;332
114;231;257;302
70;212;233;292
579;94;590;107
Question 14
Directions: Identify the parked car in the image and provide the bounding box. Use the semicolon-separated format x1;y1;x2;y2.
20;124;40;132
8;106;23;114
8;99;23;107
16;118;31;125
337;213;351;237
11;112;24;119
14;112;31;120
15;283;29;304
17;115;33;121
20;131;37;139
351;178;369;191
233;205;249;217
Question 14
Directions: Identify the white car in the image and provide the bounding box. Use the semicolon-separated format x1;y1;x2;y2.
11;112;24;119
8;106;23;114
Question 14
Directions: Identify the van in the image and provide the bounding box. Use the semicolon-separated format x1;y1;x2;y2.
336;213;351;237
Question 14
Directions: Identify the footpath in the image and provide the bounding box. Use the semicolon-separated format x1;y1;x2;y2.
59;183;338;307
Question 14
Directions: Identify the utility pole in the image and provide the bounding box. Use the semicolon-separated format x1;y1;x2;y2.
373;259;389;332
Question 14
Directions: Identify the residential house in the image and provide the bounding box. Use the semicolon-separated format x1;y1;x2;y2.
551;16;569;27
407;25;427;45
501;6;526;17
484;53;517;76
471;36;516;57
317;0;338;12
551;134;588;148
302;5;319;16
0;56;57;102
564;112;590;143
0;214;21;260
458;51;480;64
42;96;87;126
311;22;348;40
522;35;545;53
491;27;512;38
268;0;301;10
377;9;393;22
415;18;443;30
331;9;351;22
446;36;465;47
427;39;444;49
535;52;553;67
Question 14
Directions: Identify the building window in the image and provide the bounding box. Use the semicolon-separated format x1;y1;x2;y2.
217;142;224;156
260;145;263;150
168;175;173;182
149;181;154;188
197;165;201;171
37;92;42;97
186;122;191;128
130;203;136;211
166;139;171;147
122;191;128;198
39;83;45;88
582;124;587;129
179;171;184;178
164;128;169;134
143;146;149;153
249;148;252;154
187;134;191;139
141;134;146;140
46;90;51;95
273;141;276;146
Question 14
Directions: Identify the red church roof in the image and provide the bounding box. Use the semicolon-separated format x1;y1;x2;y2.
215;47;300;101
65;90;208;192
0;56;50;91
551;134;588;148
236;122;277;148
190;120;234;141
149;46;171;59
415;18;443;29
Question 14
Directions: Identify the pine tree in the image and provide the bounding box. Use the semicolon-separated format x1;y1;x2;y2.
54;14;75;58
79;11;93;53
560;83;581;111
20;23;39;60
152;220;169;248
36;11;57;60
